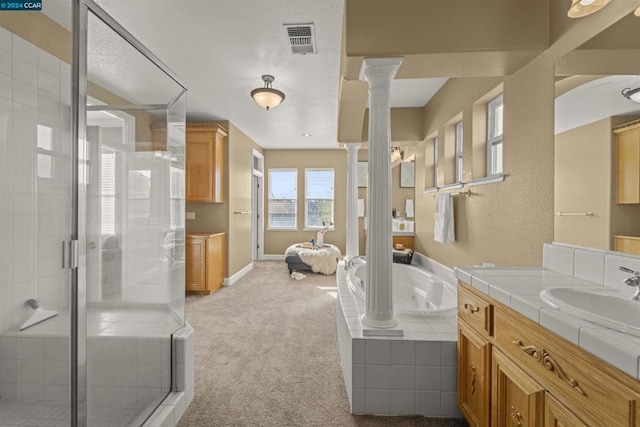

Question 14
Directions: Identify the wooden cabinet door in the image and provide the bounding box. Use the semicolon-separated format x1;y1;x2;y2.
492;348;544;427
185;237;206;292
207;233;225;293
616;127;640;204
212;129;225;202
458;323;491;427
186;131;214;202
544;393;587;427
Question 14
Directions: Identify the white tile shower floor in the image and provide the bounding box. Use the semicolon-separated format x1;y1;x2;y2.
0;400;146;426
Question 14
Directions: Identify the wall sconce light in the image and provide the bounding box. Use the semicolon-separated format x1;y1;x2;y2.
567;0;611;18
391;146;404;163
251;75;285;110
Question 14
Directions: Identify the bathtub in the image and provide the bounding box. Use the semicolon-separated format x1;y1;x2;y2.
346;261;457;316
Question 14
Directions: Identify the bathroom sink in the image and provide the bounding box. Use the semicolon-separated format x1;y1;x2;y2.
540;287;640;337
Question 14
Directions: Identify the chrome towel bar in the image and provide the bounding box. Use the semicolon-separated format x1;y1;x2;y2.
556;212;594;216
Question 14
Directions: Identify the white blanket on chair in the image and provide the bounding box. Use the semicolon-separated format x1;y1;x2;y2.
286;244;341;275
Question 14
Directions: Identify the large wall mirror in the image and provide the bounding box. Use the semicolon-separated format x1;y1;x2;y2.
554;10;640;254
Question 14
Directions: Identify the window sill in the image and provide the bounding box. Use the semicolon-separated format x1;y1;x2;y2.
423;187;438;195
266;227;298;231
303;227;335;232
438;182;464;191
465;174;505;187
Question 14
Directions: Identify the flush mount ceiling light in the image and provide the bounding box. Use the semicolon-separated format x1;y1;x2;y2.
251;75;285;110
622;87;640;103
567;0;611;18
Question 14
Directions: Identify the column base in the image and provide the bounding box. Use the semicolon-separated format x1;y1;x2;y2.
361;314;403;336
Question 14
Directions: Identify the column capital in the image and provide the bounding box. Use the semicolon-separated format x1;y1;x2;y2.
359;57;403;84
344;142;361;153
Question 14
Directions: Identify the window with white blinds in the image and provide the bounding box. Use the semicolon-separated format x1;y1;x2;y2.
101;150;116;235
487;94;504;176
170;166;185;230
268;169;297;229
305;168;334;228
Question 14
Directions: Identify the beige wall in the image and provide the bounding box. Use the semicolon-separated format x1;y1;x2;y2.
414;61;555;268
554;118;614;250
555;116;640;250
263;150;347;255
186;122;263;278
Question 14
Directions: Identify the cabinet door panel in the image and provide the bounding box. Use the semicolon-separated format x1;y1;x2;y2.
458;323;491;427
186;133;214;201
492;348;544;427
544;392;587;427
185;238;206;292
617;127;640;204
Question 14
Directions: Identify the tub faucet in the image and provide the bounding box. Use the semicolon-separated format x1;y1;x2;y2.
619;266;640;300
345;255;366;271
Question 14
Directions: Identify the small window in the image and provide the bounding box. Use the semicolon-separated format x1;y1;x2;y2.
455;121;463;183
487;94;503;176
268;169;297;229
305;169;334;228
37;124;54;179
433;136;439;187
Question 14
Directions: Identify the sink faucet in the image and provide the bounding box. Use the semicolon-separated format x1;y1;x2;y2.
619;266;640;300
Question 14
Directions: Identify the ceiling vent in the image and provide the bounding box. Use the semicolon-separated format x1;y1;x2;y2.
283;24;316;55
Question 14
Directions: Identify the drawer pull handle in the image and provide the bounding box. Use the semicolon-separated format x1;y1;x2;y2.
464;302;480;313
510;406;522;426
469;363;477;395
513;340;587;396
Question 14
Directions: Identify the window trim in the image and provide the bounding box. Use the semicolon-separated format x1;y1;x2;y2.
304;167;335;230
487;94;503;177
268;168;298;230
455;121;463;184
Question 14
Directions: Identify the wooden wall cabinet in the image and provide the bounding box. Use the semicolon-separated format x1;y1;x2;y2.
615;235;640;256
614;121;640;204
186;232;225;294
186;123;228;202
392;235;415;250
457;282;640;427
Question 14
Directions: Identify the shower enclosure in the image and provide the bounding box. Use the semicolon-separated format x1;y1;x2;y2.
0;1;187;425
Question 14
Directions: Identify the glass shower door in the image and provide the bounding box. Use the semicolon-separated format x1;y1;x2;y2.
0;6;73;427
82;5;186;426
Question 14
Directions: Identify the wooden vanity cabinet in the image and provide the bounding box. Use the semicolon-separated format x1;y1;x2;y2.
186;123;227;202
614;121;640;204
457;281;640;427
186;232;225;294
457;285;493;427
491;348;544;427
392;235;415;250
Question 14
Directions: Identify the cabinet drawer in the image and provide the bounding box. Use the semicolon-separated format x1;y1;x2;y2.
458;283;493;337
495;306;640;426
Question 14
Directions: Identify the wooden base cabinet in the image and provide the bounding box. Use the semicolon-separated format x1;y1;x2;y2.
186;232;225;294
457;282;640;427
457;324;491;427
492;349;544;427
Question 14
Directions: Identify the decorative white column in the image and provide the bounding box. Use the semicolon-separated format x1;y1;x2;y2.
345;143;361;259
360;57;403;331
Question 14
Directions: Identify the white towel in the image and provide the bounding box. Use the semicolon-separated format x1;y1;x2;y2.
357;198;365;217
434;194;455;243
405;198;414;218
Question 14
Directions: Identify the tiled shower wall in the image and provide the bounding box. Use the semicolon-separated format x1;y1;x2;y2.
0;26;72;334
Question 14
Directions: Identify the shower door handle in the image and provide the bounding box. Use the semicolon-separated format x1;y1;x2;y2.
61;240;79;269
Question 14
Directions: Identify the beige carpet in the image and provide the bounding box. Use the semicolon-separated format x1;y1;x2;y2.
177;261;468;427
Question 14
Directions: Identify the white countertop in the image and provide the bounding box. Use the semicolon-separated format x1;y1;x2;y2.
392;230;415;236
454;266;640;380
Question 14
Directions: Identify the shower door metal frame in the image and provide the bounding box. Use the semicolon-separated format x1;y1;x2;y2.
71;1;187;425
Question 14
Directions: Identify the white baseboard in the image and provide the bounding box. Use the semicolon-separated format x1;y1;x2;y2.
262;254;286;261
223;262;253;286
